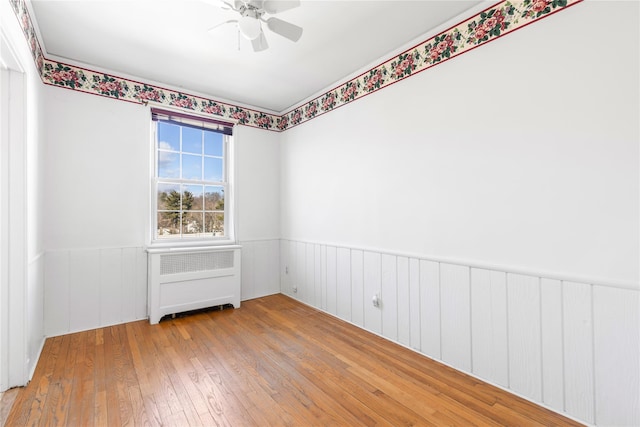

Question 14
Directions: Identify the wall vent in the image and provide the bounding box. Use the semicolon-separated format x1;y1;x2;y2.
160;250;234;275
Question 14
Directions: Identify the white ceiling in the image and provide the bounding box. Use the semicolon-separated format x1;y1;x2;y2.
30;0;484;113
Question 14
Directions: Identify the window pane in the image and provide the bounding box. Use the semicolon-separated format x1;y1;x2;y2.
157;122;180;151
182;212;203;236
204;131;223;156
158;151;179;179
182;184;203;211
204;186;224;210
182;127;202;154
205;212;224;236
204;157;223;182
154;117;229;241
157;212;181;237
157;183;180;210
182;154;202;180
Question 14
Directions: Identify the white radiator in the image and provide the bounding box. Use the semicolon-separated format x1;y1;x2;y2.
147;245;241;324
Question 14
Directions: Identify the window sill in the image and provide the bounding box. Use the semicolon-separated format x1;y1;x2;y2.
146;240;241;254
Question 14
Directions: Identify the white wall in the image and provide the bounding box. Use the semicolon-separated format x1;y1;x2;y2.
42;87;150;336
235;125;280;242
235;125;281;300
280;1;638;287
279;2;639;426
43;87;150;251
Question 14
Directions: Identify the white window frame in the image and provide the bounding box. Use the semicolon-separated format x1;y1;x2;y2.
148;109;236;248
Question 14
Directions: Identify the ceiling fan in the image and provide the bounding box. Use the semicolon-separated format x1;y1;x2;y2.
209;0;303;52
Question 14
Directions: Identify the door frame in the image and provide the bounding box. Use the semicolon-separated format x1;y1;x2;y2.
0;29;28;391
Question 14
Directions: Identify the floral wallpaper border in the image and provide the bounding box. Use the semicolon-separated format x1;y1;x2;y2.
9;0;581;132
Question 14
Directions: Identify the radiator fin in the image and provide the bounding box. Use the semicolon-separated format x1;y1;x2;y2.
160;251;234;275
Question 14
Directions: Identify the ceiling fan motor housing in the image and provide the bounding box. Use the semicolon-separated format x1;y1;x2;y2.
213;0;303;50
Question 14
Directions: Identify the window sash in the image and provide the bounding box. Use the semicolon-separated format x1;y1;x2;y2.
152;113;232;242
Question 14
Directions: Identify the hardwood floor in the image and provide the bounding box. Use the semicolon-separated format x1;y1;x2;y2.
1;388;20;426
7;294;583;426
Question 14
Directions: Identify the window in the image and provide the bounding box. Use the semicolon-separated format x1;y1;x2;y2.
151;109;233;242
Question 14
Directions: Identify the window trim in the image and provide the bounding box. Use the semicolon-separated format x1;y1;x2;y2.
148;108;237;248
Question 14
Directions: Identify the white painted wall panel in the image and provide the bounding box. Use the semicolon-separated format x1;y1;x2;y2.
381;254;398;342
241;240;280;301
593;286;640;426
336;248;351;321
440;263;471;372
287;240;297;296
507;273;542;402
540;278;564;410
419;260;440;359
99;248;123;326
44;247;147;337
320;245;327;311
363;251;382;335
325;246;337;316
44;251;70;336
471;268;508;387
305;243;315;306
314;245;322;308
68;250;101;333
134;248;147;320
240;242;255;300
280;240;290;294
408;258;421;351
350;250;364;327
295;241;306;299
396;256;410;347
563;281;595;424
121;247;137;321
256;241;271;294
256;240;280;298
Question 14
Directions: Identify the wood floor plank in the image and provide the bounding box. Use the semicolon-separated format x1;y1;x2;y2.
0;388;21;427
7;294;585;426
93;328;108;427
103;325;130;427
40;332;74;426
124;323;163;426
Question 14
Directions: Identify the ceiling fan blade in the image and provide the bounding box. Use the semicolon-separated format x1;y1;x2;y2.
219;0;234;10
208;19;238;33
263;0;300;14
245;0;264;9
266;17;302;42
251;31;269;52
201;0;235;10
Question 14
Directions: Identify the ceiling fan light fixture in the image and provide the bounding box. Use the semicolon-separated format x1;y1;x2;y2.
207;0;302;51
238;16;261;40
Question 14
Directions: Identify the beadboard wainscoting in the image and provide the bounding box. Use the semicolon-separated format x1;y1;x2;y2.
44;247;148;337
43;241;280;337
279;239;640;427
240;239;281;301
